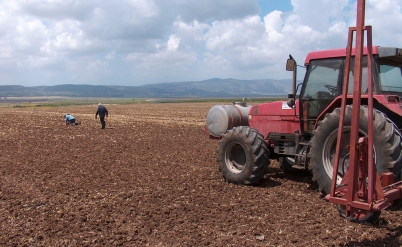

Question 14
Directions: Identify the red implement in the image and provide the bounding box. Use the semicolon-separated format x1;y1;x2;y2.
326;0;402;222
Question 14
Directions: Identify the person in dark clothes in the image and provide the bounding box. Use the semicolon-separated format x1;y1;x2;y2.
95;103;108;129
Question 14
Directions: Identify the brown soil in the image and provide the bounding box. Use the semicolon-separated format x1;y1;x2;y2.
0;102;401;246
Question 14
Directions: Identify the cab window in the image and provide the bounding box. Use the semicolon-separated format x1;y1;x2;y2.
303;59;342;99
347;57;369;94
301;58;342;132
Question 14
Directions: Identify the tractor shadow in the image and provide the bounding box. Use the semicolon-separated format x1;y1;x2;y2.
387;199;402;211
346;224;402;246
255;162;318;190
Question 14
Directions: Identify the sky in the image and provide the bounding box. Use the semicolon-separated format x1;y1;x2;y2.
0;0;402;87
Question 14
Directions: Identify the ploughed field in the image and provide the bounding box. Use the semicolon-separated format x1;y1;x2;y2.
1;102;402;246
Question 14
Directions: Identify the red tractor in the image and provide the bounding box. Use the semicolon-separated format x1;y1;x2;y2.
206;46;402;221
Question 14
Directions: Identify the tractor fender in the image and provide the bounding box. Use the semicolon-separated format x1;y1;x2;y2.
314;96;343;129
314;95;402;131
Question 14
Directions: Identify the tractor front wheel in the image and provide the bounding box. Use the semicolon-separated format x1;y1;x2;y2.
279;157;298;174
217;126;269;184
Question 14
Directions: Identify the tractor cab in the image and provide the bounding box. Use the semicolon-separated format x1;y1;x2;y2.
287;46;402;133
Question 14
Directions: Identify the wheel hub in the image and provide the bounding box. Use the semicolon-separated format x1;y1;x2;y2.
225;142;246;174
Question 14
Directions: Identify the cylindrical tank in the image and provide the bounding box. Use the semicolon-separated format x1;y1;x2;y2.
206;102;251;137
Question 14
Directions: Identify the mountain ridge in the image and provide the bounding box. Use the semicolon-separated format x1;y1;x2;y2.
0;78;293;98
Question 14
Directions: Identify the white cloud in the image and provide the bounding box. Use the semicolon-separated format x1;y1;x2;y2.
366;0;402;46
167;34;180;52
264;10;284;43
86;59;108;71
106;51;115;60
0;0;401;86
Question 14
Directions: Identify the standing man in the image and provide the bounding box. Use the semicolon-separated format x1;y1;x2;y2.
95;103;108;129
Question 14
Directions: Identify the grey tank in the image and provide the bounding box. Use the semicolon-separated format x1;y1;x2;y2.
206;102;251;137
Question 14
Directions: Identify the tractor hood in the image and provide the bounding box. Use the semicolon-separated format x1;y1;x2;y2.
248;100;301;137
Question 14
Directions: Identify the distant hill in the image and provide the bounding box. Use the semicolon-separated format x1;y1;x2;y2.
0;78;293;98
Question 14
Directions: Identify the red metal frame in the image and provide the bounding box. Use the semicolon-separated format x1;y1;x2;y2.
326;0;402;220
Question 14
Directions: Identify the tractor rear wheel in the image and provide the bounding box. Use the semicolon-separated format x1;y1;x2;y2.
217;126;269;184
309;105;402;195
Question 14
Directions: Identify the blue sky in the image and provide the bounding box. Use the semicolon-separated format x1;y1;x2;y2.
258;0;293;17
0;0;401;87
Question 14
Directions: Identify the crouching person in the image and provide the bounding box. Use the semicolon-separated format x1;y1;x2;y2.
64;114;80;126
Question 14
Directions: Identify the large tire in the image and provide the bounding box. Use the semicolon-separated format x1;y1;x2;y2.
217;126;269;184
309;105;402;195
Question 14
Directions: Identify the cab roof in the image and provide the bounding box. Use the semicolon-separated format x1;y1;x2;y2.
304;46;381;65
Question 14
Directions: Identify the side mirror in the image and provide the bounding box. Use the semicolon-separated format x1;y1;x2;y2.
287;93;294;98
286;58;295;71
287;55;297;97
287;99;295;108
